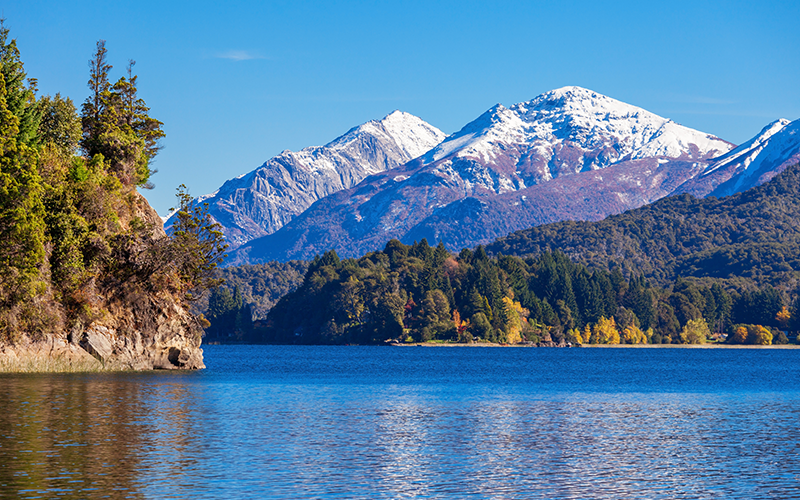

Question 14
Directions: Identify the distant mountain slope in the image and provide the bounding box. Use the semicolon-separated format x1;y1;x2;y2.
485;162;800;289
230;86;735;263
675;118;800;198
165;111;445;248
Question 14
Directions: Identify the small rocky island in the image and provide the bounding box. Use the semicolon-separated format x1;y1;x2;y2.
0;33;222;371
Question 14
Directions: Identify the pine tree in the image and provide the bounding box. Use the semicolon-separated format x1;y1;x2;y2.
81;40;111;154
80;42;164;187
0;71;46;308
170;184;228;299
0;21;40;146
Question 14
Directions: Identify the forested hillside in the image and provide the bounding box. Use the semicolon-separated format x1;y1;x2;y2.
198;260;307;342
0;26;224;369
261;240;798;346
486;163;800;291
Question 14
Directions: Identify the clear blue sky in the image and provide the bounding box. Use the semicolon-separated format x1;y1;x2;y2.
6;0;800;215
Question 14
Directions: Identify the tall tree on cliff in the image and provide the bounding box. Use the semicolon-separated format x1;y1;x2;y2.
80;41;164;188
170;184;228;300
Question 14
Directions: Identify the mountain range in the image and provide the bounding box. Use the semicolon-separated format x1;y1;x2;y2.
165;111;445;248
178;86;799;264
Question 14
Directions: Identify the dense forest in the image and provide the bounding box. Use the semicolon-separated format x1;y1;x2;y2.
0;25;224;345
199;260;307;342
256;239;797;346
486;163;800;292
203;163;800;346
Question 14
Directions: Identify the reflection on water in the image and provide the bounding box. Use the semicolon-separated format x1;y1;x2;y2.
0;374;200;499
2;346;800;499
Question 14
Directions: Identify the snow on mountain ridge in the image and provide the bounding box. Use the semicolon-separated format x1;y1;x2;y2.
166;110;446;248
427;86;733;169
701;118;791;177
708;118;800;197
271;110;446;177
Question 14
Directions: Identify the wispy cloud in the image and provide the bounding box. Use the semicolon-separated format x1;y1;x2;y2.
213;50;267;61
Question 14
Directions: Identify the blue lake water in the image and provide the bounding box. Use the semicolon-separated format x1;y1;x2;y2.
2;345;800;499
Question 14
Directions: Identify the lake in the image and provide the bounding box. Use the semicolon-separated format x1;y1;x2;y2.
1;345;799;499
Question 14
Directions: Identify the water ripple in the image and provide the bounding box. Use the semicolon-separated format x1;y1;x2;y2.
2;346;800;499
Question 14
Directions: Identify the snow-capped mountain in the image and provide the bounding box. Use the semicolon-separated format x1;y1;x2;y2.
165;111;445;248
418;86;732;194
675;118;800;198
230;87;751;263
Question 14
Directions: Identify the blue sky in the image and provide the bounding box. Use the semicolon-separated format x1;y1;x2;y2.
6;0;800;215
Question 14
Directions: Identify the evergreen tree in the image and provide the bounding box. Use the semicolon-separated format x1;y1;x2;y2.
0;21;40;146
38;93;81;156
170;185;228;299
0;71;46;310
80;42;164;187
81;39;111;153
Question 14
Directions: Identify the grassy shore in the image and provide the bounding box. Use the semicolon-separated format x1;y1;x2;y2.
0;344;105;373
0;356;103;373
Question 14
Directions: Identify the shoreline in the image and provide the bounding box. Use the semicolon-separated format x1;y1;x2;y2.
390;342;800;349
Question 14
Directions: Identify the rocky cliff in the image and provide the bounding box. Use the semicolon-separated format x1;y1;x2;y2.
0;192;205;372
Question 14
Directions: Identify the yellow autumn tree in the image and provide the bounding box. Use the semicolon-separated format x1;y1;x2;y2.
454;309;472;343
729;326;748;344
501;296;528;344
567;328;584;344
776;306;791;330
728;324;772;345
752;325;773;345
623;324;647;344
679;318;710;344
591;316;620;344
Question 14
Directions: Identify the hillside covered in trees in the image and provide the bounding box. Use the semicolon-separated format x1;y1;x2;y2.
486;163;800;292
259;239;798;346
0;26;225;369
198;260;308;342
204;162;800;346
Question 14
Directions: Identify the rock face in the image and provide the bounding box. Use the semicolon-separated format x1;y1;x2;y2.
0;307;205;372
73;309;205;370
165;110;445;249
230;86;742;262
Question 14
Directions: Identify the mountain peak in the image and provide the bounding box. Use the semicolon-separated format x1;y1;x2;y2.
426;86;732;167
380;109;413;122
166;111;445;249
538;85;599;101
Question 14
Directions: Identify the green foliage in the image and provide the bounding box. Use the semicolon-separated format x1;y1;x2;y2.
193;260;308;327
0;70;46;309
38;93;81;156
0;26;213;345
169;185;228;298
0;21;40;147
258;234;794;345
